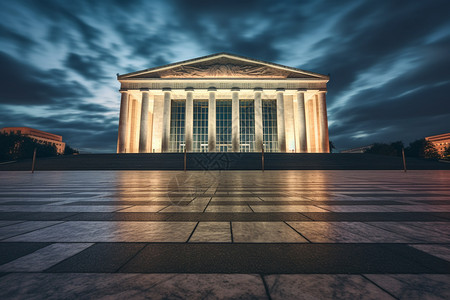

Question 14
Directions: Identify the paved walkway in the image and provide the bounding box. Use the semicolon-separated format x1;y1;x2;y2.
0;170;449;299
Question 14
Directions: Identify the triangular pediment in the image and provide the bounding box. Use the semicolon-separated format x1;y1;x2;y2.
119;53;328;80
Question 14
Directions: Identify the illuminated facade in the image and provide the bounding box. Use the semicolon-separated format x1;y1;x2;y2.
116;53;330;153
0;127;66;154
426;133;450;155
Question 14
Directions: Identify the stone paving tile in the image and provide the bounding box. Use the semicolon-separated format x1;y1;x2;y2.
0;242;51;265
5;221;197;242
392;205;450;212
205;205;253;212
0;205;131;212
47;243;146;273
367;222;450;243
317;205;405;212
365;274;450;299
116;205;168;212
0;220;23;228
118;243;448;273
0;273;268;300
288;222;418;243
232;222;308;243
264;274;394;299
251;205;328;213
302;212;450;222
0;221;62;240
0;243;93;272
0;212;81;221
189;222;231;243
410;244;450;262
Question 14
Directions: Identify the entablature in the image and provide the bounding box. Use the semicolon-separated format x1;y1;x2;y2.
120;79;327;91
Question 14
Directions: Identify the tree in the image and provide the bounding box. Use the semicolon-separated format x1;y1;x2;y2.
405;139;441;159
364;141;404;156
0;133;57;161
64;145;79;155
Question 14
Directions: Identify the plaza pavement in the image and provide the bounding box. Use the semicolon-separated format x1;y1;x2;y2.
0;170;449;299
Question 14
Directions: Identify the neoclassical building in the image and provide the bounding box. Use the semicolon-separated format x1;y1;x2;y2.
116;53;330;153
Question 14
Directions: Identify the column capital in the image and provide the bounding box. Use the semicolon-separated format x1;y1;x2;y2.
276;88;285;92
231;87;240;92
119;88;128;93
208;87;217;92
162;87;172;92
297;88;307;93
317;89;327;94
185;87;194;92
254;87;263;92
140;88;150;93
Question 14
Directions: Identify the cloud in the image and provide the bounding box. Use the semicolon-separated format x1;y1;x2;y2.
0;51;92;105
64;53;106;80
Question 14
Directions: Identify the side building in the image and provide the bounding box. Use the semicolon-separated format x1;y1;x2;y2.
0;127;66;154
116;53;330;153
426;133;450;156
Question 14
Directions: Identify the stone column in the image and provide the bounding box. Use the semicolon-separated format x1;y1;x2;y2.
208;87;216;152
161;88;171;152
317;90;330;153
297;89;308;152
276;89;286;152
231;88;240;152
254;88;263;152
139;89;150;153
312;96;320;152
117;89;129;153
185;88;194;152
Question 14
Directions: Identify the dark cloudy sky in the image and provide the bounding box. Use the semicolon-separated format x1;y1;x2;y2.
1;0;449;152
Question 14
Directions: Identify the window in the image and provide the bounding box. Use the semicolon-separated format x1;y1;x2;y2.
216;100;232;152
193;100;208;152
262;99;278;152
239;100;255;152
169;100;185;152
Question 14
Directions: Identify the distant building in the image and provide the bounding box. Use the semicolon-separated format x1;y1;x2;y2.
0;127;66;154
426;133;450;155
340;145;374;153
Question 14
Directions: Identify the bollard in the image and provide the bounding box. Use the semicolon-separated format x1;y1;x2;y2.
261;143;264;172
402;148;407;172
184;147;187;172
31;148;37;173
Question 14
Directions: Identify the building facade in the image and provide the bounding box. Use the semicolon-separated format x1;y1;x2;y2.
0;127;66;154
116;53;330;153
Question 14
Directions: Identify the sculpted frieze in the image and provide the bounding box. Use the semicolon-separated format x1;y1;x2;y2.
160;64;290;78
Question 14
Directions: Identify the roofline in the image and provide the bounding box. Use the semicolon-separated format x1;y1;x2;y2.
118;52;329;80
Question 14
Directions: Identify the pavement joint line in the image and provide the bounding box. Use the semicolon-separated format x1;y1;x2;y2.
186;222;200;243
297;212;314;221
360;274;400;300
156;204;171;213
230;221;234;243
362;221;426;242
361;222;423;242
115;243;148;273
113;205;133;212
0;221;66;242
260;274;273;300
202;197;213;213
283;221;312;243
